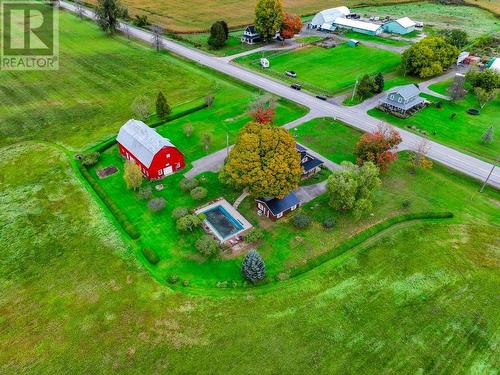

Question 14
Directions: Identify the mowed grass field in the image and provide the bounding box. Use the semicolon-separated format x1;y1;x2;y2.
355;2;500;38
368;80;499;163
84;0;431;33
0;10;305;151
1;140;499;373
236;44;403;95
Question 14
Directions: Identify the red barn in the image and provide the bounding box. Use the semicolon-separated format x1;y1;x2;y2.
117;119;185;180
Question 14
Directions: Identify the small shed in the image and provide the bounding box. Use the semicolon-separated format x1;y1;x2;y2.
256;192;300;220
382;17;416;35
260;58;270;68
348;39;360;47
488;58;500;73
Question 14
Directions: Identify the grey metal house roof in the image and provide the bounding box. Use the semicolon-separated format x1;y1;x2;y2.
380;96;425;111
117;119;175;167
387;84;420;100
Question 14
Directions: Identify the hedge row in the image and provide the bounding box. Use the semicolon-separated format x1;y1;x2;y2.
287;211;453;279
76;162;141;240
86;102;208;154
142;247;160;265
149;102;208;129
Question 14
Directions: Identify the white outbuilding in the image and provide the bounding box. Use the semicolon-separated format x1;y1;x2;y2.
310;7;350;28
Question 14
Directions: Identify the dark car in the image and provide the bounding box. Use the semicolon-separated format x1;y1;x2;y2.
275;35;284;42
316;95;328;101
285;70;297;78
291;84;302;91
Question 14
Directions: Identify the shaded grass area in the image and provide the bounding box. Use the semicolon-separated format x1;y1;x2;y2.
354;2;500;38
1;142;499;373
235;44;404;96
294;118;361;163
368;85;500;162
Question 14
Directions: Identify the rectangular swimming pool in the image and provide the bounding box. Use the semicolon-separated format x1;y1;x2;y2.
203;205;244;240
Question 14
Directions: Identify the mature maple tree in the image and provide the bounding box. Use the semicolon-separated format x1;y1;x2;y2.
280;13;302;41
221;122;301;198
355;125;402;172
255;0;284;41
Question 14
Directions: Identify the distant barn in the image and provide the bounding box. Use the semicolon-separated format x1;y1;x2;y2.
383;17;416;35
117;119;185;180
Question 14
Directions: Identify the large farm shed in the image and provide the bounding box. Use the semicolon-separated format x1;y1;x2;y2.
383;17;416;35
117;119;185;180
310;7;350;28
333;18;383;35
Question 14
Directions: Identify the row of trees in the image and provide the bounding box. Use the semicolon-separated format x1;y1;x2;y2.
356;73;385;100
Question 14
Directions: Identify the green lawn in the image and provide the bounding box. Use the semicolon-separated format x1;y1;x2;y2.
2;140;498;373
293;118;361;163
295;35;325;44
354;2;500;38
175;30;264;57
236;44;404;96
0;11;304;151
344;31;410;46
368;85;499;162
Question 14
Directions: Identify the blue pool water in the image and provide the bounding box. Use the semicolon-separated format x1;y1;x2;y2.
203;205;244;240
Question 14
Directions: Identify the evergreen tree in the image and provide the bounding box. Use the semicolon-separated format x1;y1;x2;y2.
241;250;266;283
481;126;494;144
208;21;227;49
155;91;171;120
218;20;229;40
374;73;385;93
95;0;121;34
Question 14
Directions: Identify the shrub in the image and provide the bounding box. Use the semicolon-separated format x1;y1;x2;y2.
142;248;160;265
195;235;219;256
190;186;208;200
402;199;412;208
205;95;215;107
137;185;152;200
176;214;201;232
292;214;312;229
81;152;100;167
216;281;228;288
148;197;166;212
435;101;443;109
245;228;264;243
241;249;266;284
172;207;189;219
276;272;290;281
179;178;199;192
168;275;179;284
182;280;190;287
323;218;336;229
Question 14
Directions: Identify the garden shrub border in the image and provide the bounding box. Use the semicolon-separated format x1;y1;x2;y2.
76;162;141;240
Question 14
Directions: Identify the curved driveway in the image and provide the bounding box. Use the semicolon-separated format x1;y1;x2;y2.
60;1;499;189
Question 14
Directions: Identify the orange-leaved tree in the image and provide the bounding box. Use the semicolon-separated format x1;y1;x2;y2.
355;125;402;172
247;95;277;124
280;13;302;41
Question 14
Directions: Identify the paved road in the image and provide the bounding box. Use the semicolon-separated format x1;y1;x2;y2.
59;1;500;189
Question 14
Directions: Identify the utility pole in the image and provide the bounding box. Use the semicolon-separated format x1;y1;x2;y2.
480;158;498;193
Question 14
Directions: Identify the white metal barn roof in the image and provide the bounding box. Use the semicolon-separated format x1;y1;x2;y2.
117;119;175;167
311;6;350;26
333;17;382;32
395;17;416;28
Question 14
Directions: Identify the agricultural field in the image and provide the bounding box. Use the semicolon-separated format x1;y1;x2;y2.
368;80;499;163
84;0;432;33
236;44;405;96
355;2;500;38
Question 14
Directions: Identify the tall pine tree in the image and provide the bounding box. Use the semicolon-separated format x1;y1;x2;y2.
374;73;385;93
95;0;121;34
481;126;494;144
208;22;226;49
155;91;171;120
241;250;266;283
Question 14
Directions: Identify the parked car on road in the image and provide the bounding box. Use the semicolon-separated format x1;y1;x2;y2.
291;84;302;91
285;71;297;78
316;95;327;101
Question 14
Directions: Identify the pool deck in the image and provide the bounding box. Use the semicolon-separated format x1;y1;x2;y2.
194;198;253;243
